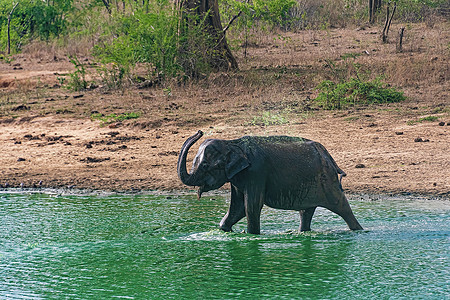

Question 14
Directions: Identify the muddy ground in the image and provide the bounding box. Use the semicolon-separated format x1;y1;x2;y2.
0;23;449;196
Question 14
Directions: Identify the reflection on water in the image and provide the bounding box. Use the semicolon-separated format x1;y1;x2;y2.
0;192;449;298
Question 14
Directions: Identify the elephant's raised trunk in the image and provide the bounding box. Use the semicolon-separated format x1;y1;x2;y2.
177;130;203;186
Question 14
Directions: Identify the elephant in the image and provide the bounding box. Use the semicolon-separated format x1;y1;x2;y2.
177;130;363;234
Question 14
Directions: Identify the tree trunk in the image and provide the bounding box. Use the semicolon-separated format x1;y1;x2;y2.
369;0;382;23
397;27;405;52
369;0;374;23
382;1;396;43
177;0;238;75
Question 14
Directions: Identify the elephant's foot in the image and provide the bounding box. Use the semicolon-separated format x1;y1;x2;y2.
326;202;363;231
299;207;316;232
349;222;363;231
219;226;232;232
299;226;312;232
219;222;233;232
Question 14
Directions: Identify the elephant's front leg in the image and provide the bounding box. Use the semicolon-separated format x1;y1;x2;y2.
244;188;264;234
219;186;245;232
299;207;317;232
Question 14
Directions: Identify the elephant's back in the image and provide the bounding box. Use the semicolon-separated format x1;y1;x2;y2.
236;135;328;173
236;135;311;152
253;136;316;155
242;135;310;144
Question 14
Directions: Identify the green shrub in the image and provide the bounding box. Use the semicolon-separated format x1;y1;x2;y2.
67;56;89;91
92;2;212;82
315;77;405;110
96;63;126;90
221;0;297;29
0;0;72;53
407;116;439;125
220;0;297;55
395;0;448;22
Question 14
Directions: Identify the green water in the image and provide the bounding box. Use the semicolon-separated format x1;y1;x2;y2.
1;192;449;299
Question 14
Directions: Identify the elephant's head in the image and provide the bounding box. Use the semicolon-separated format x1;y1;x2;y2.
177;131;249;198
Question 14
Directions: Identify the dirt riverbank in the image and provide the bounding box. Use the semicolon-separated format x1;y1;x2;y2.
1;113;448;196
1;23;449;196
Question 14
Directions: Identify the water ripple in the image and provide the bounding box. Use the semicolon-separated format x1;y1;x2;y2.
0;193;449;299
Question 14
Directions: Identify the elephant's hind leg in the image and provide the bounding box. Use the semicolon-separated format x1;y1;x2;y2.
299;207;317;232
326;194;363;230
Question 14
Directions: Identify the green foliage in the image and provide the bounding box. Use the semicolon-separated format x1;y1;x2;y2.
177;13;215;78
0;53;13;63
395;0;448;22
221;0;297;30
407;116;439;125
91;112;141;125
315;77;406;110
419;115;439;122
253;0;297;26
281;0;368;30
0;0;73;52
56;75;66;86
93;2;212;81
67;56;89;91
96;63;126;90
220;0;297;59
1;0;447;56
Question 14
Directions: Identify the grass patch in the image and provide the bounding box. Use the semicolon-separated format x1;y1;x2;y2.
314;77;406;110
340;52;363;60
247;111;289;126
91;112;140;125
407;116;439;125
344;116;360;122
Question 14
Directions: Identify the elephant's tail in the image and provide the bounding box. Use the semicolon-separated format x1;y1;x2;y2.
334;162;347;185
313;142;346;185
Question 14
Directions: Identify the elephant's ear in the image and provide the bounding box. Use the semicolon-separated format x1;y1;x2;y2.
225;144;249;179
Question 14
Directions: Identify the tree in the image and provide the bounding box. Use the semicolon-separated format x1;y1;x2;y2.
177;0;238;75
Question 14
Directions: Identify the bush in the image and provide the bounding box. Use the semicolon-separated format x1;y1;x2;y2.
0;0;72;53
221;0;297;29
395;0;449;22
315;77;406;110
286;0;367;29
92;2;212;82
96;63;126;90
67;55;89;91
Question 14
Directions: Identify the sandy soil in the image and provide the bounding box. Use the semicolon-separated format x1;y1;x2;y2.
0;23;449;196
0;112;448;196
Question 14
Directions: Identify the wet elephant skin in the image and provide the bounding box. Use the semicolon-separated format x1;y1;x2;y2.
177;130;363;234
